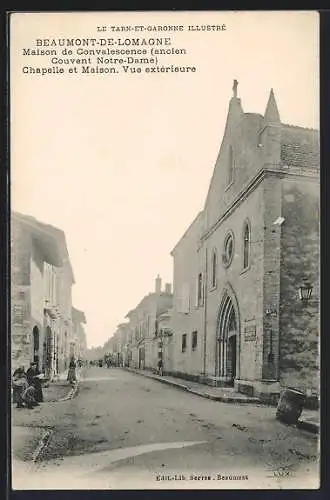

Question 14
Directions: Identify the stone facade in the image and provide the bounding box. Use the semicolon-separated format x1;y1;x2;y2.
169;83;319;399
11;213;79;379
122;276;173;370
279;178;319;392
156;308;174;374
105;323;130;366
72;307;87;361
170;213;204;378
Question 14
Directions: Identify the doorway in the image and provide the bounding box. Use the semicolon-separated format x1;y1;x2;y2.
217;290;239;386
43;326;52;376
33;326;40;366
227;334;237;382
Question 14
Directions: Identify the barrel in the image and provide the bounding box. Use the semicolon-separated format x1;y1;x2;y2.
276;388;306;424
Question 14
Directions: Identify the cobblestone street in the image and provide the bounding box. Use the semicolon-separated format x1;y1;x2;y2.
12;367;319;490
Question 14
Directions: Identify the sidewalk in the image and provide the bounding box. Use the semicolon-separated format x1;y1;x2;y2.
55;367;83;383
124;367;320;434
44;367;85;401
297;409;320;434
12;371;83;468
12;425;52;463
43;380;75;402
124;367;259;403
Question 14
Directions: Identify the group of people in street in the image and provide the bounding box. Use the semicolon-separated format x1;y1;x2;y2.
12;362;43;409
12;356;79;409
85;356;164;375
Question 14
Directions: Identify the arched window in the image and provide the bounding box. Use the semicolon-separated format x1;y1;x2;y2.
243;221;251;269
197;272;203;307
211;249;217;288
227;146;235;186
223;231;235;268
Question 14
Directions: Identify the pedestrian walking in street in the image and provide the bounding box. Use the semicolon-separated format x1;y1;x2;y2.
157;359;163;376
67;356;77;385
26;362;44;402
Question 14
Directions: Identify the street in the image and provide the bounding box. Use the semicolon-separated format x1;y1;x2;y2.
12;367;319;490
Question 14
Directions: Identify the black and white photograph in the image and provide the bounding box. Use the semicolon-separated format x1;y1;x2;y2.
10;10;320;490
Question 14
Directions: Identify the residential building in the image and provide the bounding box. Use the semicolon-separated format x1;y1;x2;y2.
170;82;319;400
170;212;204;380
156;307;174;374
125;276;173;370
11;213;75;378
105;323;130;366
72;307;87;361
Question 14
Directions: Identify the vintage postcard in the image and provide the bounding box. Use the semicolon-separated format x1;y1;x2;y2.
10;10;320;490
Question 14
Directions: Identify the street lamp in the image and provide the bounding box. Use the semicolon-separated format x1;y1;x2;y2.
298;282;313;302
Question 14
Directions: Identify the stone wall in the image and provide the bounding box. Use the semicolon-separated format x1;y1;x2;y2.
203;182;265;382
170;213;204;376
126;291;173;371
11;219;32;371
279;177;319;393
30;240;45;328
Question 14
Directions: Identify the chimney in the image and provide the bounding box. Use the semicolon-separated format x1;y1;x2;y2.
165;283;172;294
155;274;162;294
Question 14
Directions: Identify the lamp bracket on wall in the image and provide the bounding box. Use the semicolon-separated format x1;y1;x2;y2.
265;306;277;317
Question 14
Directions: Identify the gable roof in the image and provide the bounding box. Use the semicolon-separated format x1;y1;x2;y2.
170;211;204;256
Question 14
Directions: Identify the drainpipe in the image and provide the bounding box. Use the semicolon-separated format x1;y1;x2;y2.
203;247;208;379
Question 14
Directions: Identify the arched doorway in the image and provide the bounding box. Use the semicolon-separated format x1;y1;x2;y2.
217;290;239;385
33;326;40;365
43;326;52;376
56;333;60;374
64;331;68;370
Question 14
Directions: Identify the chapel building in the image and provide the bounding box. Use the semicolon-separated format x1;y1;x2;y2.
170;81;319;400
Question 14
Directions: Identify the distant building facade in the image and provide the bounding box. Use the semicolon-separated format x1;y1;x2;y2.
72;307;87;361
125;276;173;370
11;213;78;378
156;308;174;373
170;83;319;399
106;323;130;366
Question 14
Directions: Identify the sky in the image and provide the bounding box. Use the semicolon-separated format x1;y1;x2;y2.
11;11;319;348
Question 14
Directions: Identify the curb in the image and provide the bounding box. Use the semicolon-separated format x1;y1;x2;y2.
32;429;53;463
198;390;259;404
124;368;319;434
124;368;259;404
58;380;79;402
297;419;319;434
125;368;189;392
19;378;82;477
